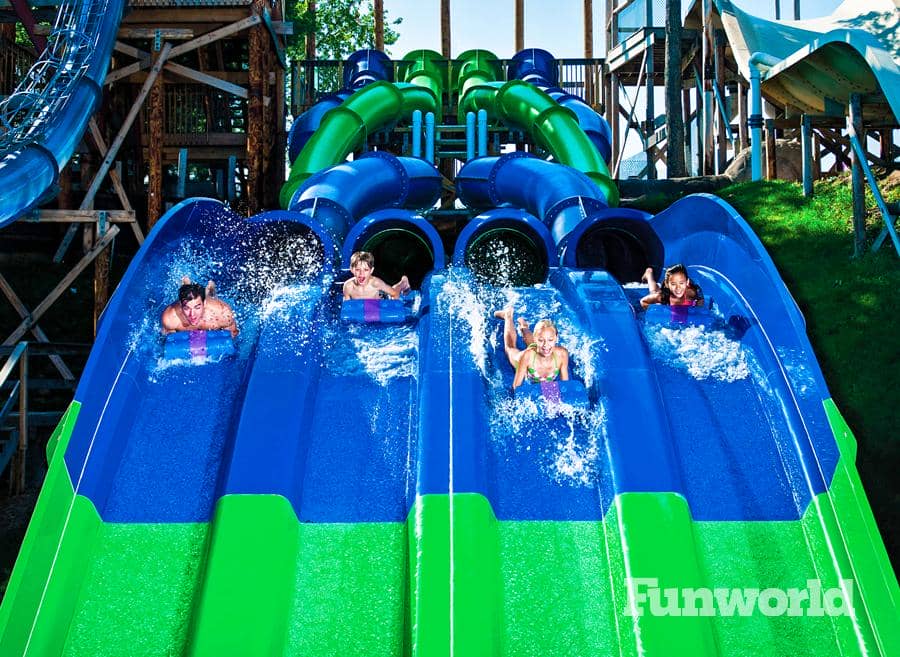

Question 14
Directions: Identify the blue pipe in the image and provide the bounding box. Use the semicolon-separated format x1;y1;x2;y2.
0;0;125;228
287;151;441;267
477;109;488;157
412;109;423;158
456;152;607;244
425;112;435;163
465;111;476;161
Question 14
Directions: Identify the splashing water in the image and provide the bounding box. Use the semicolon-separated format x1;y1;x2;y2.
437;273;490;378
492;394;606;487
645;323;750;382
776;347;817;398
323;322;419;386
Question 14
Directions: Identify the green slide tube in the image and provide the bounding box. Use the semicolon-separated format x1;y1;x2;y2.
280;80;403;207
280;51;447;209
453;49;503;123
496;79;619;205
398;49;446;121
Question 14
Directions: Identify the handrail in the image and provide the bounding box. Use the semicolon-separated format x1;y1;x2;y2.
0;341;28;493
846;125;900;256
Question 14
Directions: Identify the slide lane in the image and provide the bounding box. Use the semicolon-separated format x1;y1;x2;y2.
183;287;423;655
0;199;332;655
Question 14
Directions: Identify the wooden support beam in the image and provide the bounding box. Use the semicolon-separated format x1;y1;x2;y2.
85;43;172;212
148;46;167;228
374;0;384;51
247;0;265;214
106;16;261;85
801;114;813;197
164;62;248;98
737;81;748;151
118;27;193;40
0;274;74;381
765;118;776;180
3;227;120;346
87;119;135;214
30;210;136;223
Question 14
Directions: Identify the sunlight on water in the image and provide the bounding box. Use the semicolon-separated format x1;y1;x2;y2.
491;394;606;487
645;323;750;382
776;347;817;398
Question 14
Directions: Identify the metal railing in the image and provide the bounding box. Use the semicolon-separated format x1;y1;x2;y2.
0;343;28;494
289;56;607;116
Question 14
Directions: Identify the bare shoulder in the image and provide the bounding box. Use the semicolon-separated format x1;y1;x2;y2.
160;304;179;331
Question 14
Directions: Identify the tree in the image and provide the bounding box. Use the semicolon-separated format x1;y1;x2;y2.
664;0;687;177
286;0;402;62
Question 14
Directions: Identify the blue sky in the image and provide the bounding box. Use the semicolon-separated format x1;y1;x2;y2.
382;0;845;59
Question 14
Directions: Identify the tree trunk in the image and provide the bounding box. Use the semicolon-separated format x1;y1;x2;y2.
664;0;686;177
441;0;451;58
374;0;384;51
515;0;524;53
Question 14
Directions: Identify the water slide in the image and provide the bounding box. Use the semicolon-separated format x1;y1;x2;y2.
0;0;123;228
2;41;898;657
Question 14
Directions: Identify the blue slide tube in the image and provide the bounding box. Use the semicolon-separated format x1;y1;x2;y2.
288;151;441;267
343;48;394;89
456;152;608;245
0;0;125;228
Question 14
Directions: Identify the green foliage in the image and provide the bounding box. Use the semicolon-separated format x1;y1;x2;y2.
717;178;900;568
286;0;402;62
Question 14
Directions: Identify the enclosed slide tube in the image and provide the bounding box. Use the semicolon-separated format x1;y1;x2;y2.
280;49;445;208
0;0;125;228
507;47;612;164
287;49;394;162
288;150;442;271
454;49;618;207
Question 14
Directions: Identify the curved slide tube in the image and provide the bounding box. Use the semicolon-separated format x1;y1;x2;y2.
456;152;609;243
508;47;612;164
287;150;442;267
288;49;396;163
281;50;445;209
0;0;124;228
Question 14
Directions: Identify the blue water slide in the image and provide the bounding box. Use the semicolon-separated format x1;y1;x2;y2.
507;48;612;164
0;0;125;228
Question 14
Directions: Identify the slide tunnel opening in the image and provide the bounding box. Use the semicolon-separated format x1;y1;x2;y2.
572;221;662;284
361;227;435;290
465;226;549;287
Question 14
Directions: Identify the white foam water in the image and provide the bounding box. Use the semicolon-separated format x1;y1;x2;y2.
645;323;751;382
491;394;606;487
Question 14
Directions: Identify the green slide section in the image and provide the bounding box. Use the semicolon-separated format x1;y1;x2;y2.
454;49;504;122
187;494;408;656
408;493;502;657
452;50;618;206
279;50;446;209
0;402;82;651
